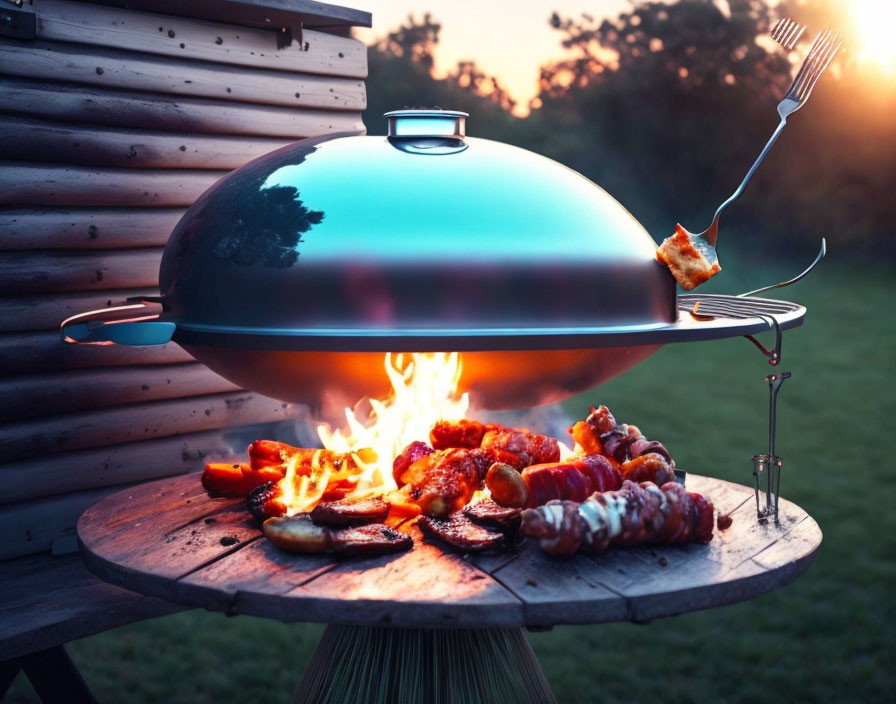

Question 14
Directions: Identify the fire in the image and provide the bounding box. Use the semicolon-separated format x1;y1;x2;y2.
278;352;469;515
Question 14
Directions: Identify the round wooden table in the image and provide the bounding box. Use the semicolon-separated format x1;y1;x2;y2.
78;472;821;703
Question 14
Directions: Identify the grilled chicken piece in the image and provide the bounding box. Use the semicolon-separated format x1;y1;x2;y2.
520;480;715;557
462;500;521;531
398;448;495;517
522;455;621;508
419;513;506;551
329;524;413;556
310;497;391;527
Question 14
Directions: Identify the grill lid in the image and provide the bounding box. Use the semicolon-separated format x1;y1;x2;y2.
155;109;680;350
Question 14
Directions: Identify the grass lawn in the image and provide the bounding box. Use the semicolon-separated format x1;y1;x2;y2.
7;254;895;703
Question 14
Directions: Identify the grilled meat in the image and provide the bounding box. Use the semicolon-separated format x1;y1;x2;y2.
569;406;675;468
398;448;497;517
392;441;435;488
429;419;491;449
619;453;675;486
310;497;391;527
329;524;413;556
522;455;621;508
520;480;715;557
248;440;364;475
462;500;521;531
480;427;560;466
247;480;286;522
419;513;506;551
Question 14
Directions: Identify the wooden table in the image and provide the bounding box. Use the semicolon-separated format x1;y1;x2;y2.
78;472;821;703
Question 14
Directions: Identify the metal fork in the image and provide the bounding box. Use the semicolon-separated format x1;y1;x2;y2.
686;26;843;260
770;17;806;50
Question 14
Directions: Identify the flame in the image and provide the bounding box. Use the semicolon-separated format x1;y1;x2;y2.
277;352;468;514
318;352;468;490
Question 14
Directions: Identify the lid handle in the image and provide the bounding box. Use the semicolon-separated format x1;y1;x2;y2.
385;109;468;139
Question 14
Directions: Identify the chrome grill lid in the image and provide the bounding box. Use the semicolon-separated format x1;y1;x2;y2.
158;109;677;350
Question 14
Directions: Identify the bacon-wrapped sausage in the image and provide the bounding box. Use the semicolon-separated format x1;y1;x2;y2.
520;480;715;556
430;420;557;469
430;419;491;450
522;455;622;508
480;427;560;466
619;452;675;486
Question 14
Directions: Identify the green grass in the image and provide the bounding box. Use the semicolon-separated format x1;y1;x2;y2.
7;256;895;703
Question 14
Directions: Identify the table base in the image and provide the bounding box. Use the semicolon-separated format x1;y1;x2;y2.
294;625;556;704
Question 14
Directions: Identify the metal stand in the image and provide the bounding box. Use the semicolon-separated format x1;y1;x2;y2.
744;314;790;522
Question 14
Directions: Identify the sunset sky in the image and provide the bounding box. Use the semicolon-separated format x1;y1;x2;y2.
352;1;630;111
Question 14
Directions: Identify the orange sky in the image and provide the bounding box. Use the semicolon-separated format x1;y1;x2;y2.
351;1;630;112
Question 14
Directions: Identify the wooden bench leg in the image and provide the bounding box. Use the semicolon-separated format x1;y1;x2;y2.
18;645;98;704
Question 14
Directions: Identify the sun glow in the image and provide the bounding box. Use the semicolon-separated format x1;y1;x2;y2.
849;0;896;74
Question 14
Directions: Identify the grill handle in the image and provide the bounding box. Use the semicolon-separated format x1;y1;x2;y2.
61;299;175;346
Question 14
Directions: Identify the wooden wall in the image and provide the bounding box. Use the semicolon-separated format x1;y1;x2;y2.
0;0;367;559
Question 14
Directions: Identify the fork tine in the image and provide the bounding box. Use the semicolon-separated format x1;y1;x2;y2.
777;19;803;49
789;30;832;98
795;32;842;101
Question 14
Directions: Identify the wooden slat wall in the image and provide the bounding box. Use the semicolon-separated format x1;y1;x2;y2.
0;0;367;557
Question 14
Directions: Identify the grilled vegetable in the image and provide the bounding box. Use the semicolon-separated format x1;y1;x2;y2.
485;462;528;508
263;515;331;553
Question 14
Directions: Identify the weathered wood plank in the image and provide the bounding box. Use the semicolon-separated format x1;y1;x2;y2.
0;329;194;376
0;77;365;139
0;288;159;331
79;481;259;600
177;537;338;614
0;391;303;461
0;430;234;505
490;549;628;626
82;0;371;32
0;116;294;170
0;208;183;251
265;524;524;627
31;0;367;79
0;363;241;422
0;249;162;294
0;552;183;661
0;38;367;110
0;164;225;207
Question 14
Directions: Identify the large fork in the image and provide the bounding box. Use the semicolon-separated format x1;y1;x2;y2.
687;26;843;259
